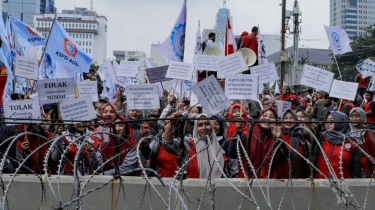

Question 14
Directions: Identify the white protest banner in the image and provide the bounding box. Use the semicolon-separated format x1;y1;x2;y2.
190;92;201;107
214;52;248;75
194;54;218;71
356;58;375;78
146;65;173;83
116;60;140;77
3;100;41;125
250;62;279;84
97;59;116;81
59;96;97;123
77;80;98;102
15;55;39;80
191;75;231;116
300;65;334;93
329;80;359;101
276;100;292;117
225;74;259;100
166;61;194;80
37;77;75;104
126;84;160;109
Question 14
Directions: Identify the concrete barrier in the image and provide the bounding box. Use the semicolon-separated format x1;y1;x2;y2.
1;175;374;209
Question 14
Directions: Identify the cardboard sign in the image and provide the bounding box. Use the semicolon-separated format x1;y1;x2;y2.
117;60;140;77
191;75;231;116
3;100;41;125
214;52;248;75
15;56;39;80
97;59;116;81
146;65;173;83
276;100;292;117
225;74;259;100
37;77;75;104
59;96;97;123
329;80;359;101
166;61;194;80
77;80;98;102
250;62;279;84
194;54;219;71
300;65;334;93
126;84;160;109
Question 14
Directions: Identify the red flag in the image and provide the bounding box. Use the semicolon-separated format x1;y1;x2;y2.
225;15;237;56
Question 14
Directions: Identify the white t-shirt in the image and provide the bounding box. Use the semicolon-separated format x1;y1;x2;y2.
206;40;215;48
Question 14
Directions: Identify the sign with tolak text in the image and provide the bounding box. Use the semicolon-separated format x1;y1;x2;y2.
37;77;75;104
3;100;41;125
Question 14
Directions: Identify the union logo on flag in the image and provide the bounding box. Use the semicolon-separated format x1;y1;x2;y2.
63;38;78;57
26;25;40;36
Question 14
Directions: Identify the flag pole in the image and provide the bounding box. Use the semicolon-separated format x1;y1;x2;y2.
332;53;343;81
39;15;58;78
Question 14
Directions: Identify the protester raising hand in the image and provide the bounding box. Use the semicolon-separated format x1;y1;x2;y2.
271;123;282;138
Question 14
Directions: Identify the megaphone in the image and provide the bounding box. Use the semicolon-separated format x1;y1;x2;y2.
238;48;257;66
203;46;224;57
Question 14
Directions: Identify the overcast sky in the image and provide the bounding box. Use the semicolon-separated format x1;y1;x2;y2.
55;0;330;64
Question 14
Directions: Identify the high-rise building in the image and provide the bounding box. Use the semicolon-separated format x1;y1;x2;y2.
330;0;374;39
113;50;147;78
262;34;281;56
2;0;56;27
149;42;165;67
34;8;108;64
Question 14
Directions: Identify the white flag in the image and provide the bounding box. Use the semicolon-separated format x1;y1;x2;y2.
258;28;268;64
195;20;202;54
324;26;352;55
356;58;375;78
158;0;186;64
97;58;116;81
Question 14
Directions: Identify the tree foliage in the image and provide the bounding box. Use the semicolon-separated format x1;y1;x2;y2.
90;61;100;70
331;25;375;81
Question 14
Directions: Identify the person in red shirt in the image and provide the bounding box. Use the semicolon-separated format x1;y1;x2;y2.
275;86;300;110
355;73;368;98
361;91;375;123
239;26;258;67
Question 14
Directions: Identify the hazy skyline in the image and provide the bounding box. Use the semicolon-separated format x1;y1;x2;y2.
55;0;329;64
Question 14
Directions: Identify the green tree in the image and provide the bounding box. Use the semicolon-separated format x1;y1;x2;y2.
90;61;99;70
331;25;375;81
128;57;139;61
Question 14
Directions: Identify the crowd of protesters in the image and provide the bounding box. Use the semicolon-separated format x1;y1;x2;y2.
0;71;374;180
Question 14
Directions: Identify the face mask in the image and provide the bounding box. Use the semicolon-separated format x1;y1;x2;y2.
188;113;198;122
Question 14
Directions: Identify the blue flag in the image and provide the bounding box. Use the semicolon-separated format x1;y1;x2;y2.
10;16;46;47
45;20;93;74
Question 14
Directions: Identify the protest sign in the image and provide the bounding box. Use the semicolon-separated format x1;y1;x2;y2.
77;80;98;102
191;75;231;116
116;60;140;77
194;54;219;71
38;77;75;104
190;92;201;107
15;56;39;80
97;59;116;81
126;84;160;109
214;52;248;75
59;96;97;123
356;58;375;78
250;62;279;84
276;100;292;117
3;100;41;125
225;74;259;100
300;65;334;92
146;65;173;83
329;80;359;101
166;61;194;80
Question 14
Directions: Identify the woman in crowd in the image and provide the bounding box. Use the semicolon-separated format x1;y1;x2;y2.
183;106;202;137
126;109;143;141
226;103;250;141
349;108;375;177
315;111;362;178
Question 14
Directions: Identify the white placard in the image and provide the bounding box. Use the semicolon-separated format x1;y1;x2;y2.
191;75;231;116
276;100;292;117
77;80;98;102
126;84;160;109
225;74;259;100
97;59;116;81
194;55;219;71
250;62;279;84
214;52;248;75
15;56;39;80
116;60;140;77
329;80;359;101
37;77;75;104
190;92;201;107
300;65;334;93
166;61;194;80
59;96;97;123
3;100;41;125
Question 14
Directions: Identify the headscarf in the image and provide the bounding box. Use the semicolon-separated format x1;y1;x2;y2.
100;103;119;123
192;114;225;179
325;111;350;145
249;107;278;177
126;109;143;140
98;103;120;142
349;107;366;145
281;109;304;178
226;104;249;139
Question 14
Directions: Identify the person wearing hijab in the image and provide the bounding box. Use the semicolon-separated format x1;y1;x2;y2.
162;113;226;178
229;107;289;178
226;104;250;140
349;108;375;177
279;109;310;178
126;109;143;141
315;111;362;178
183;106;202;137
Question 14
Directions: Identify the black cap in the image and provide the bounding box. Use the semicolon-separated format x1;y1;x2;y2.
252;26;258;33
